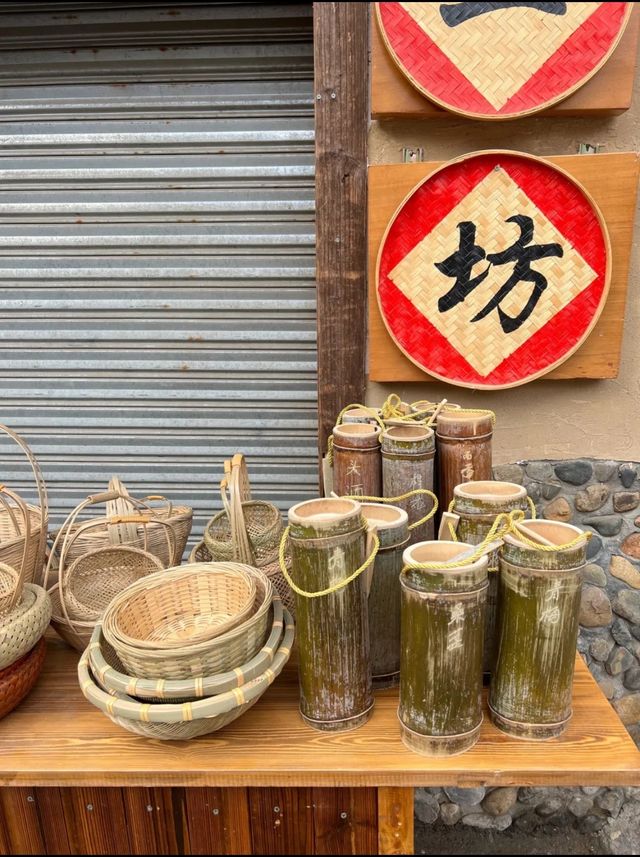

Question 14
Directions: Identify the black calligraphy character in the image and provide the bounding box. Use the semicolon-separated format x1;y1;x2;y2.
440;2;567;28
470;214;563;333
436;221;490;313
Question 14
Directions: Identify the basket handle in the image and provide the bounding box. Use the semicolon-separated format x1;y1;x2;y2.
228;459;256;565
0;423;48;580
108;513;178;566
0;484;31;609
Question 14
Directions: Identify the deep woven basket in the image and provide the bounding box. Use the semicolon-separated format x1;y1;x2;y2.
0;583;52;670
204;502;282;567
49;584;94;653
102;565;273;681
78;608;294;740
0;636;46;719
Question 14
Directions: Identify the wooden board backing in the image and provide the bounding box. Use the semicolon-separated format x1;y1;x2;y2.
371;3;640;119
369;153;639;383
1;636;639;788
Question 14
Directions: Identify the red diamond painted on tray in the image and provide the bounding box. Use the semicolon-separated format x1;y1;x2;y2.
376;152;611;389
376;2;631;119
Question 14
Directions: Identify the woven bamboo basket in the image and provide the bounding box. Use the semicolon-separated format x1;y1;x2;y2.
0;636;46;720
78;608;294;740
103;565;273;681
0;583;51;670
49;584;94;653
0;423;48;586
88;597;284;703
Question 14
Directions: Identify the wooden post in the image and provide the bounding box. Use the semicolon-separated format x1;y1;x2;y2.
314;2;369;481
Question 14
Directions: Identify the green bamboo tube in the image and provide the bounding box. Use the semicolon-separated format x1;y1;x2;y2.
400;541;488;757
444;481;530;674
490;520;586;740
381;425;436;542
287;497;373;731
360;503;409;689
332;423;382;498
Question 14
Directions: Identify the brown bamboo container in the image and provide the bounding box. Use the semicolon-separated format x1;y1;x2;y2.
442;481;531;673
436;410;494;516
490;520;586;740
342;406;381;425
360;502;409;688
332;423;382;498
381;425;436;541
400;541;488;756
287;498;373;731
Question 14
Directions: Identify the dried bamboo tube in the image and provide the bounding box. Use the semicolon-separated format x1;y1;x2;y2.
287;498;373;731
381;425;435;542
400;541;488;757
342;407;382;425
332;424;382;498
436;410;494;515
490;520;587;740
360;503;409;688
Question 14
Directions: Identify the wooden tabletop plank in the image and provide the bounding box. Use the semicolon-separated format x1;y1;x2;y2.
0;639;638;788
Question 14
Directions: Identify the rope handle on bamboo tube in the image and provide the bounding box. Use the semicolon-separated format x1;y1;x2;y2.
326;403;385;466
338;489;439;531
278;526;380;599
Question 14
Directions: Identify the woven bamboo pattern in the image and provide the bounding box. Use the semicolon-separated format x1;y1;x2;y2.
102;564;273;680
0;636;46;720
376;2;631;119
376;151;611;389
49;584;94;653
88;598;284;703
78;609;294;740
0;583;51;670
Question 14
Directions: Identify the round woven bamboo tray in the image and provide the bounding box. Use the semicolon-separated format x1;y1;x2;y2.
0;636;46;720
0;583;51;670
88;597;284;703
102;565;273;681
78;609;294;740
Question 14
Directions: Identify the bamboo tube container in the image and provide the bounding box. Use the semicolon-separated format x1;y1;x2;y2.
490;520;586;740
332;424;382;498
342;406;381;425
436;410;494;515
360;503;409;688
400;541;488;756
287;498;373;731
381;425;436;541
441;481;530;673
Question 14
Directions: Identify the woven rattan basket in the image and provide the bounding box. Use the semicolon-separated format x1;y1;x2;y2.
78;608;294;740
103;564;273;680
88;597;284;703
0;423;48;586
0;583;51;670
49;584;94;653
0;636;46;720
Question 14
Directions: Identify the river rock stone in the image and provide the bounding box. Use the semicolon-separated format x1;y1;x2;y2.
541;482;562;501
613;590;640;625
606;646;635;676
614;491;640;513
493;464;524;485
590;636;615;662
415;792;439;824
568;795;593;818
584;563;607;587
596;789;624;818
461;813;512;831
583;515;623;537
619;464;638;489
622;534;640;561
594;462;616;482
610;556;640;589
623;667;640;691
543;497;572;522
579;815;607;833
536;797;564;817
580;586;613;627
481;788;518;817
526;462;553;482
439;803;461;825
611;618;634;647
581;787;602;795
575;484;609;512
555;460;593;486
586;534;603;560
443;787;485;806
613;693;640;725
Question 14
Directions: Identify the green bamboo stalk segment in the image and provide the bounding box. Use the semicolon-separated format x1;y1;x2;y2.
360;503;409;689
331;423;382;498
287;497;373;732
381;426;436;542
443;481;531;673
490;519;587;740
400;540;488;757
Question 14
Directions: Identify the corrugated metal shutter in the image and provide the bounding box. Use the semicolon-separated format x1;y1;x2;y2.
0;1;318;548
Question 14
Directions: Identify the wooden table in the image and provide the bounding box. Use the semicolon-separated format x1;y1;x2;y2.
0;639;638;855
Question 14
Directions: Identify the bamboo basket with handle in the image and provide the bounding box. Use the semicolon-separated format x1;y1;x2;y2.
0;423;48;586
0;484;31;615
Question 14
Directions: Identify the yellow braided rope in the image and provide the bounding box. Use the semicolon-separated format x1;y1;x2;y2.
526;495;537;518
279;525;380;598
445;494;537;541
340;489;438;531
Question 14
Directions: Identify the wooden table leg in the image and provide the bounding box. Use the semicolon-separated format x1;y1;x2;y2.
377;787;414;856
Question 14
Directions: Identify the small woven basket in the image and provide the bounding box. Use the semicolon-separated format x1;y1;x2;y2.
88;597;284;704
0;583;52;670
49;584;94;653
78;608;294;740
103;565;273;681
0;636;46;720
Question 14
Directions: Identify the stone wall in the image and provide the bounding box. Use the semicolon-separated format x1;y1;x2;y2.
416;458;640;846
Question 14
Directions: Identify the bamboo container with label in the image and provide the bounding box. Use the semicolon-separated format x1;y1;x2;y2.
490;520;587;740
286;498;374;731
400;541;488;756
331;424;382;498
360;502;409;688
381;425;436;541
440;481;531;673
436;410;494;515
